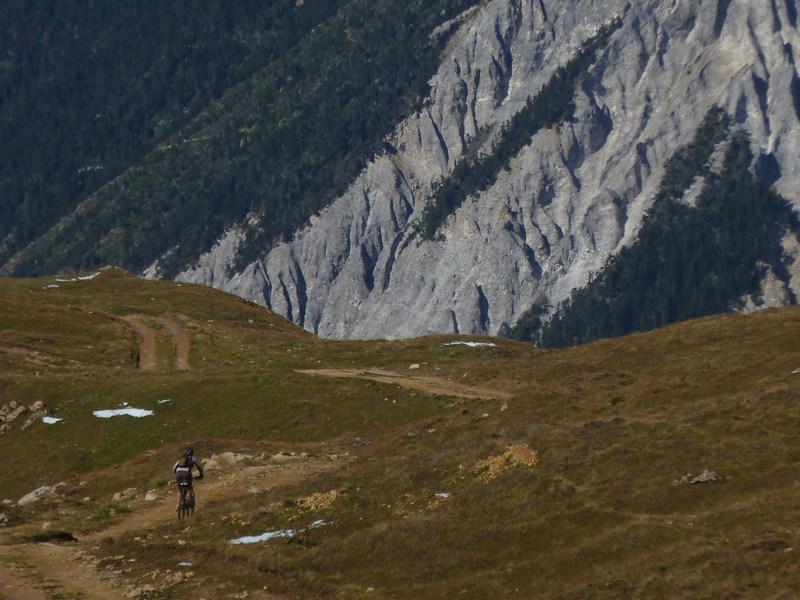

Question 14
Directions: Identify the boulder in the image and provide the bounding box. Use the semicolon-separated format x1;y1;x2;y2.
18;485;57;506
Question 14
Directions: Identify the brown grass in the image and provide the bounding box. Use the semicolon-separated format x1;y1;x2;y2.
1;269;799;598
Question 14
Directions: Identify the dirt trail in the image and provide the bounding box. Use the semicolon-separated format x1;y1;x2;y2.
0;543;121;600
92;459;333;543
163;318;191;371
125;316;191;371
0;457;340;599
297;368;513;400
127;317;157;371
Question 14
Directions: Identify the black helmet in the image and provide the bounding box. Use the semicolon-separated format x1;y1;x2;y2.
183;446;194;458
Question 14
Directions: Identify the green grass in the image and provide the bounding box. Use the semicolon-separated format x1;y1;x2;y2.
1;268;799;598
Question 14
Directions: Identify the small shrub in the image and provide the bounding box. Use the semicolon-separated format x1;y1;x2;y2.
88;503;131;521
25;530;77;543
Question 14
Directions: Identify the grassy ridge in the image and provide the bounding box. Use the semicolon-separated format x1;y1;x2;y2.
1;269;799;598
0;267;501;497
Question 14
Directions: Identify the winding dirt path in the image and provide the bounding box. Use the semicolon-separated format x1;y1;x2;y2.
297;368;513;400
0;457;341;599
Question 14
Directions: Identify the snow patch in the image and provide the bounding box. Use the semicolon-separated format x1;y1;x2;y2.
229;519;328;545
442;341;497;348
42;416;62;424
93;408;154;418
54;272;101;283
45;272;101;288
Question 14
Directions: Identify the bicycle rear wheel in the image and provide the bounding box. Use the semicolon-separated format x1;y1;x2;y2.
178;487;190;520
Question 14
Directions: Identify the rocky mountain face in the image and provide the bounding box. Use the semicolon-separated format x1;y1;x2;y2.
174;0;800;339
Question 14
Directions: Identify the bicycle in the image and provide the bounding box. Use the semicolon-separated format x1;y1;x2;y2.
177;481;195;520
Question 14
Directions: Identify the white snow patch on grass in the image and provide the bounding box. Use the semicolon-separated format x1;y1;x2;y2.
229;519;328;545
442;341;497;348
42;416;62;424
93;408;154;418
53;272;101;283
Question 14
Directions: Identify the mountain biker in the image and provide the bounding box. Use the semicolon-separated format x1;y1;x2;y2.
174;446;204;511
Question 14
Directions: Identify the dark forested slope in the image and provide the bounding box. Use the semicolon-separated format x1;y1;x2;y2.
0;0;478;277
511;108;799;347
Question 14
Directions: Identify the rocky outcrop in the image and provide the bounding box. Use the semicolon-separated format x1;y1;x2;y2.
176;0;800;339
1;400;49;434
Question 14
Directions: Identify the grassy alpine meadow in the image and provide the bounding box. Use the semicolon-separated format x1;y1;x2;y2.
1;268;799;599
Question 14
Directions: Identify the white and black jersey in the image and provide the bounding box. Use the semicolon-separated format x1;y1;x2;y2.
174;457;204;484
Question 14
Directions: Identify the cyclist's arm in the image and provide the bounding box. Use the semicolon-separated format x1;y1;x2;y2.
193;458;205;478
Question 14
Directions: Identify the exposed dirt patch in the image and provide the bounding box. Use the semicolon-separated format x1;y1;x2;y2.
297;368;513;400
474;445;539;481
296;489;341;511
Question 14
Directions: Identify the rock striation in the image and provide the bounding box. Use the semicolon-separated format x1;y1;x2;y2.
175;0;800;339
